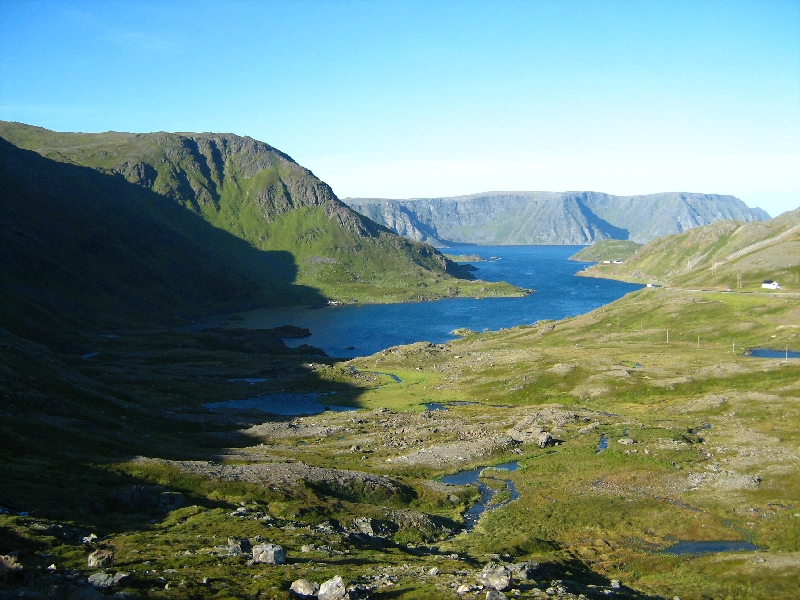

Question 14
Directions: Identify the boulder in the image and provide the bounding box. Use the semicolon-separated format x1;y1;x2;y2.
536;432;554;448
227;537;251;555
353;516;377;536
252;543;285;565
290;578;320;598
486;591;508;600
318;575;346;600
87;549;114;568
0;555;22;582
480;563;512;591
509;560;540;581
456;584;473;595
88;573;115;588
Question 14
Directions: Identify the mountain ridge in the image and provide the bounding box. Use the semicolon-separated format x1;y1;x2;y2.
576;207;800;290
0;122;523;337
345;191;770;246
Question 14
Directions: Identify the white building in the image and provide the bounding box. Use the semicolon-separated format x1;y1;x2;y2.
762;280;781;290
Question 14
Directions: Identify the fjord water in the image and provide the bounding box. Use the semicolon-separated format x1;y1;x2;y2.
233;246;642;358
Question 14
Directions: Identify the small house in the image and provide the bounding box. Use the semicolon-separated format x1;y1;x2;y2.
762;280;781;290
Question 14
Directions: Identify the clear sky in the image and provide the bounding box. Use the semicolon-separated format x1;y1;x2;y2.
1;0;798;217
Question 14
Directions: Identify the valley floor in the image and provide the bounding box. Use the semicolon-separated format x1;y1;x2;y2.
2;286;799;599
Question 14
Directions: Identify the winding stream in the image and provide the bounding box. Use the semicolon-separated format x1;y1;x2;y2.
441;461;521;530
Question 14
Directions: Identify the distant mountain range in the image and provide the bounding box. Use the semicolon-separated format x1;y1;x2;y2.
344;191;770;246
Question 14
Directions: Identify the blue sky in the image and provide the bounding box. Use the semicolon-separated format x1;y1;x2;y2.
1;0;798;216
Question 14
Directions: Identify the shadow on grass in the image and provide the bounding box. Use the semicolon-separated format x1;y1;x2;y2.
0;138;328;348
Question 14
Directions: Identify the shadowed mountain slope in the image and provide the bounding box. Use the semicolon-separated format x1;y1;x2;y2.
0;122;522;338
345;191;769;246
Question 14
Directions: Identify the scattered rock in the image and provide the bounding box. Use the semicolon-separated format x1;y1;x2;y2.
481;563;512;591
681;394;726;413
252;543;285;565
486;591;508;600
318;575;347;600
537;324;556;336
428;567;440;576
617;437;636;445
87;549;114;568
290;578;320;598
610;579;621;589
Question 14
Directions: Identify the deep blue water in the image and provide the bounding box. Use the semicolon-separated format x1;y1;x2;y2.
227;246;641;358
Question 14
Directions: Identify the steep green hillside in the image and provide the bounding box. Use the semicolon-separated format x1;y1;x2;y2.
345;191;769;246
569;240;642;262
0;122;522;333
578;208;800;291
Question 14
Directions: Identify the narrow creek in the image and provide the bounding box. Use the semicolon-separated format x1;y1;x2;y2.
441;461;521;530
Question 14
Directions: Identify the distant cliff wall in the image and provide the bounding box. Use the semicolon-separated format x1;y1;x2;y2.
345;192;770;246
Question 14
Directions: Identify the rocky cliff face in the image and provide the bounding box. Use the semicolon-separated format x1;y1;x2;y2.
345;191;770;246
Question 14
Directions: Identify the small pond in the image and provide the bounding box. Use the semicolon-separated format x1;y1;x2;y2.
748;348;800;359
660;540;762;555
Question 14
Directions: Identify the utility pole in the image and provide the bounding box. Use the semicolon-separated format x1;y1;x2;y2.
732;341;736;355
697;336;700;349
737;274;742;289
667;330;670;343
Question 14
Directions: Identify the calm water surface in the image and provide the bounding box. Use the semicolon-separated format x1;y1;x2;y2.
227;246;641;358
748;348;800;359
660;540;762;555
